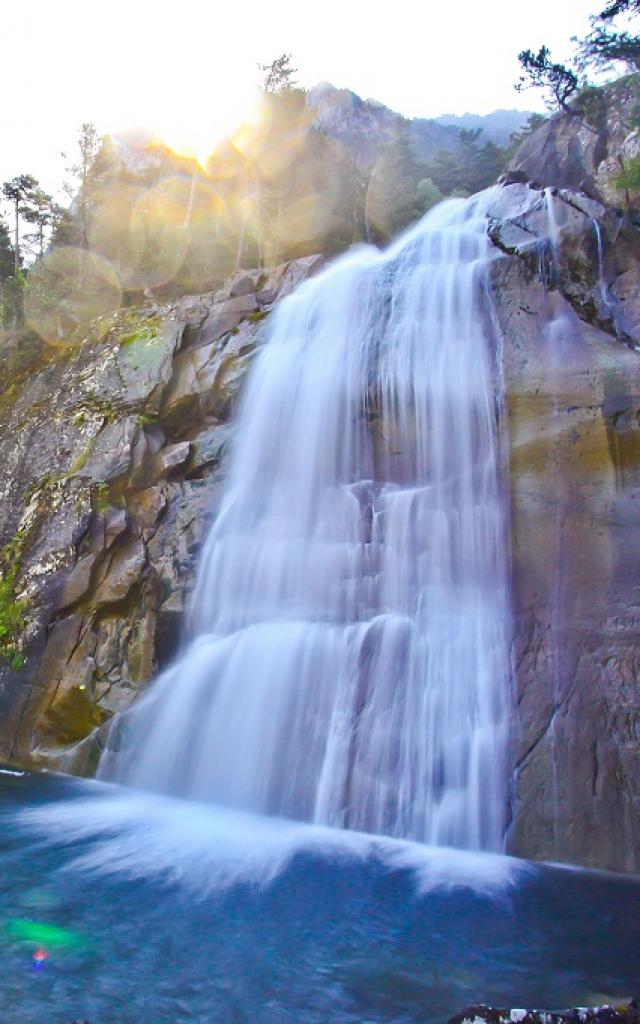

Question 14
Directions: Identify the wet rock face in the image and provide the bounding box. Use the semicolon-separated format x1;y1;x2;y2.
487;182;640;873
0;255;323;773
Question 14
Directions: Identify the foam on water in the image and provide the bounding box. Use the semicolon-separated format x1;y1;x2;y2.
16;787;527;895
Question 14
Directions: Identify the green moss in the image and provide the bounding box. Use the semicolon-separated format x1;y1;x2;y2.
92;482;111;514
119;332;167;375
138;411;159;428
612;153;640;202
43;685;109;744
120;325;160;348
67;436;96;476
0;529;30;669
247;310;269;324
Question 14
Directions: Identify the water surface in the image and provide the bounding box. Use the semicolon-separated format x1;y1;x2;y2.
0;770;638;1024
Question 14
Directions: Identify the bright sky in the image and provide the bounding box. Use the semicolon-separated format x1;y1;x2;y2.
3;0;597;202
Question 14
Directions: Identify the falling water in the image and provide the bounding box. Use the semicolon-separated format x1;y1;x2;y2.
538;187;561;288
591;217;617;328
103;193;512;852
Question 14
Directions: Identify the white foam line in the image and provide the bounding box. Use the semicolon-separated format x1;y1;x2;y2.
15;785;531;896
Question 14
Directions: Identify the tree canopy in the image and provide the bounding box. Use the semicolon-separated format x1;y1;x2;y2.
515;0;639;111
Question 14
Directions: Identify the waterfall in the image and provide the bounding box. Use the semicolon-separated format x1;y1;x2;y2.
538;187;561;289
102;193;512;852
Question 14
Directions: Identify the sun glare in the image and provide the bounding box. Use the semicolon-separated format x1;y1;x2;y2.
151;86;263;167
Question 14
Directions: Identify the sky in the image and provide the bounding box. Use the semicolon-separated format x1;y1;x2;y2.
2;0;598;203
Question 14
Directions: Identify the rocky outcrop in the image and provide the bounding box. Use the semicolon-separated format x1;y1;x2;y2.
0;254;323;773
448;1004;639;1024
306;82;459;171
484;181;640;872
508;76;640;207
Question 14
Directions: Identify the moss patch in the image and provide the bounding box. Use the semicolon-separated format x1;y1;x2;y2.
119;324;160;348
119;333;168;376
43;686;109;745
0;529;30;669
247;309;269;324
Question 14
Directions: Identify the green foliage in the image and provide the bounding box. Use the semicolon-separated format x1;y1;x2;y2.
22;188;63;261
67;440;94;476
600;0;640;19
0;528;30;669
1;173;40;306
516;46;580;112
92;482;111;513
415;177;444;213
61;123;118;248
515;2;639;113
576;25;640;73
424;130;507;197
2;174;39;215
574;83;612;129
613;152;640;195
366;126;426;242
120;325;160;347
0;217;14;280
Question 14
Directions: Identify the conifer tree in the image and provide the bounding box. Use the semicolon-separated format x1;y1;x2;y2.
1;174;38;275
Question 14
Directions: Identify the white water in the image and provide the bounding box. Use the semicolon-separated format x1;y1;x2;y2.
17;785;527;896
102;193;512;852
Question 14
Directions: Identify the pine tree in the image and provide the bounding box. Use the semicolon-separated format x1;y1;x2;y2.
1;174;39;275
62;123;117;247
22;189;62;260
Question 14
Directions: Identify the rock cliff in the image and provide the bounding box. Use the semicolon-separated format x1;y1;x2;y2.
0;254;323;774
1;85;639;874
485;181;640;872
508;75;640;207
306;82;459;170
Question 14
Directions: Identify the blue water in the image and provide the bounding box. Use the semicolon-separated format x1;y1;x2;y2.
0;769;638;1023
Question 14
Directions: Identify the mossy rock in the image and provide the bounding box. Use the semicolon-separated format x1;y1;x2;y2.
43;686;110;745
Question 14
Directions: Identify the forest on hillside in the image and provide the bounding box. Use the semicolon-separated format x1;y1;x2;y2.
1;0;639;363
0;60;532;344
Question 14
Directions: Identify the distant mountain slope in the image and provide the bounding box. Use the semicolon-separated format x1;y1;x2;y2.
307;83;459;170
306;84;532;169
433;109;533;146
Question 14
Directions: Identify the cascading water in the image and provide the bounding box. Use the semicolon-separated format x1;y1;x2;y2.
102;193;512;852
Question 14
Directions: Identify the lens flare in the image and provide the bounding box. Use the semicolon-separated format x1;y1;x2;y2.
24;248;122;347
7;918;84;949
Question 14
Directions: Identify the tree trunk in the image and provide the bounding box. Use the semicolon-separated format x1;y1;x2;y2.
13;198;19;277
